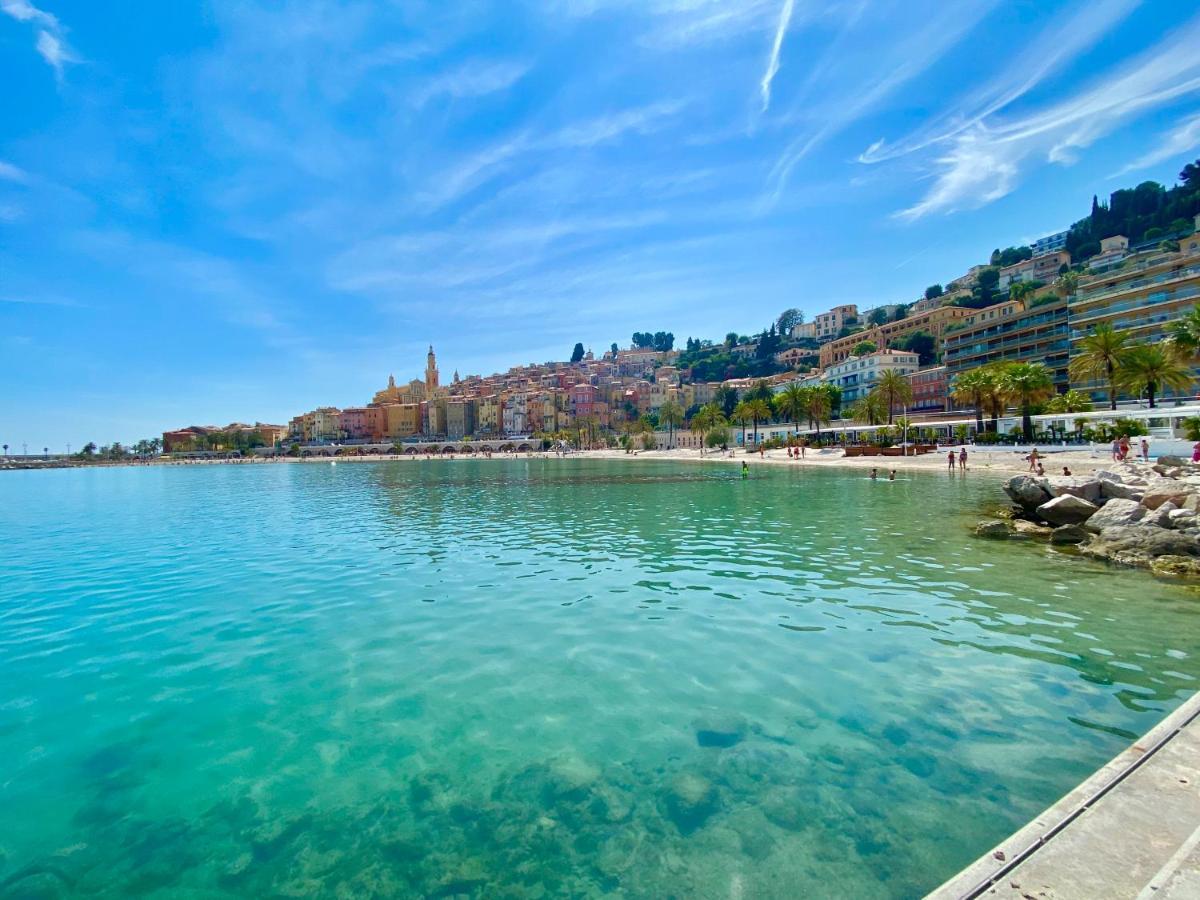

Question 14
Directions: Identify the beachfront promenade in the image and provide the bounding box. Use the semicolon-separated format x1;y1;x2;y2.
929;691;1200;899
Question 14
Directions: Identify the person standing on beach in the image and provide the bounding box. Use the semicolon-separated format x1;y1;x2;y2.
958;447;968;471
1141;438;1150;462
1111;437;1121;462
948;450;956;471
741;461;749;479
1027;447;1040;472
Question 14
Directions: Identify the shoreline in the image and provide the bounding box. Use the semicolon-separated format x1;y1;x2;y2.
1;445;1128;477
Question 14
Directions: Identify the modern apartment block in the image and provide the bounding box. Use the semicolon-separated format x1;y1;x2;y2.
1069;226;1200;402
822;350;919;405
943;295;1070;395
1030;229;1068;256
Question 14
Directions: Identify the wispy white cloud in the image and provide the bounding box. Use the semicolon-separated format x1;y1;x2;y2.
1113;113;1200;177
759;0;794;113
2;0;74;78
411;59;531;107
896;14;1200;219
859;0;1137;166
0;160;27;182
764;1;998;205
418;100;687;208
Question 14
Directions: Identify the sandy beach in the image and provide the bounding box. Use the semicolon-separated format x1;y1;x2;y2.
5;443;1126;476
581;444;1122;475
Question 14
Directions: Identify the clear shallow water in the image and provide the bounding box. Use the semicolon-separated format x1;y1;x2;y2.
1;459;1198;899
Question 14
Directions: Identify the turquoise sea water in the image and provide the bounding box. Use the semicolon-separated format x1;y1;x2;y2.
2;459;1199;898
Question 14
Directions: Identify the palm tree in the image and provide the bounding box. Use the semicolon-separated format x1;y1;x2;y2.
690;403;725;455
1055;270;1079;298
731;400;752;447
874;369;914;424
847;391;886;426
977;367;1007;433
744;398;772;446
806;387;831;442
1069;323;1133;410
658;400;684;449
1117;343;1193;408
1167;306;1200;361
1044;389;1093;414
950;369;989;434
998;362;1055;442
774;384;807;435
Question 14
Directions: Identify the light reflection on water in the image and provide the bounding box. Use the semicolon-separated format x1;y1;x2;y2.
1;459;1198;898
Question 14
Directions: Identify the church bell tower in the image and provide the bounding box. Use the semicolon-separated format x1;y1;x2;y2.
425;345;440;399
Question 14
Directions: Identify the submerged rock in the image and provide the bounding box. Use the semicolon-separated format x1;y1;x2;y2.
974;520;1014;539
1050;524;1089;545
1035;494;1098;526
1012;520;1053;540
693;714;748;749
1150;555;1200;579
665;772;718;834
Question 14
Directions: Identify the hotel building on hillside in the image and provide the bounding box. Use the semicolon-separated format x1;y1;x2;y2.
813;304;858;342
1069;220;1200;403
997;250;1071;290
819;305;971;368
822;350;919;405
943;295;1071;396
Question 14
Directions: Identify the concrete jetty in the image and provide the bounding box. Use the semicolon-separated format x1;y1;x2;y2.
928;691;1200;899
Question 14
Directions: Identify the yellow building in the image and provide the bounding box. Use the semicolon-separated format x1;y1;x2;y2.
819;305;971;368
383;403;422;439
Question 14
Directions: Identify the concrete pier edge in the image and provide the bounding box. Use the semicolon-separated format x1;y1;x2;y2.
926;690;1200;899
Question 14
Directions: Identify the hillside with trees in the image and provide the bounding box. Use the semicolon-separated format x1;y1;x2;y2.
1065;159;1200;262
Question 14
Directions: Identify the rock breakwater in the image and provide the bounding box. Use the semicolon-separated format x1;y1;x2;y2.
977;457;1200;578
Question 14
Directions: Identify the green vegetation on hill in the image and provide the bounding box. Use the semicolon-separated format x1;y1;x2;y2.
1065;159;1200;262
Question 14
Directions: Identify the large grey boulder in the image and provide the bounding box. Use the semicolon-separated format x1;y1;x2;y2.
1003;475;1051;511
1084;498;1145;532
1168;508;1198;529
1081;526;1200;566
1142;485;1196;510
1155;456;1190;469
1097;475;1146;502
1142;501;1179;530
1044;476;1102;503
1036;494;1098;526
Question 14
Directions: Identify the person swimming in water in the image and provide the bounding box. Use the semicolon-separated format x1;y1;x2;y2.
741;461;749;479
888;470;896;481
870;467;878;480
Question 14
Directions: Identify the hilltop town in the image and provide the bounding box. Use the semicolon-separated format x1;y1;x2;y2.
148;167;1200;458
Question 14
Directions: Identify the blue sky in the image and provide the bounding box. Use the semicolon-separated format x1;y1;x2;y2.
3;0;1200;450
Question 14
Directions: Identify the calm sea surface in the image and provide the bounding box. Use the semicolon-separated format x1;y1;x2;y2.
2;459;1199;898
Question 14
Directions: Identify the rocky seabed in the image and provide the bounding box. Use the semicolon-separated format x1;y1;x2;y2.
978;457;1200;579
